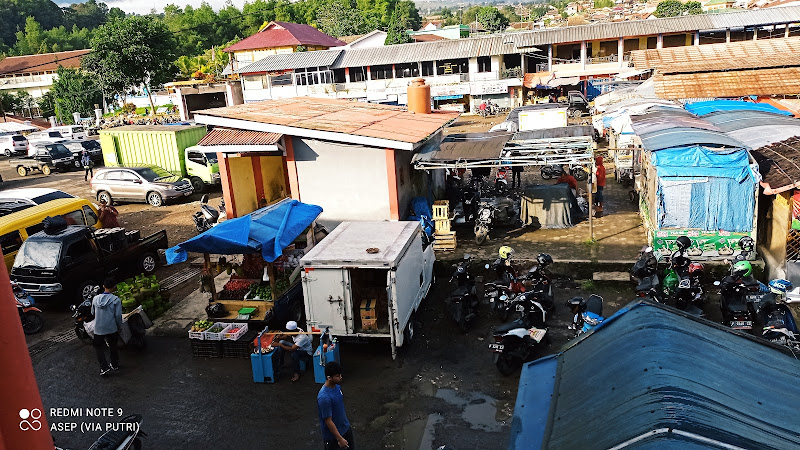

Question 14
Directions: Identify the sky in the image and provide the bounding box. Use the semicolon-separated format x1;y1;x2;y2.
57;0;251;16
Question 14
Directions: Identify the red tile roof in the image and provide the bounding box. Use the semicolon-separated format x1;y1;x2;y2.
413;34;447;42
224;22;345;52
0;49;91;75
198;128;282;146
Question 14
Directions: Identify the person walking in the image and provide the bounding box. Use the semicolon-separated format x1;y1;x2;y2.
318;361;354;449
81;150;94;181
98;199;120;228
511;164;524;189
594;156;606;215
92;278;123;377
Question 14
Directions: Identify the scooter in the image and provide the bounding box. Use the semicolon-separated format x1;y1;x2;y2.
452;178;482;225
521;253;556;314
192;194;226;232
674;262;705;317
448;255;479;332
494;167;510;194
716;266;764;333
631;246;663;302
473;197;518;245
14;281;44;335
72;293;148;350
488;297;548;376
759;279;800;351
566;294;605;337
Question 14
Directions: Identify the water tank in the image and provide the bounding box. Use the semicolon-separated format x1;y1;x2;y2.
407;78;431;114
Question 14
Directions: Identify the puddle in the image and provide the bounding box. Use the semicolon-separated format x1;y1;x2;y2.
400;413;443;450
435;388;504;433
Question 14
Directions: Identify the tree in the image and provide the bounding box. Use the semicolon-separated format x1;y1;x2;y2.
51;67;101;123
500;5;521;24
37;91;56;118
394;1;421;31
384;6;411;45
82;16;177;116
0;92;21;122
316;0;371;38
654;0;687;17
685;1;703;15
63;0;109;30
15;91;36;118
476;7;509;32
594;0;615;8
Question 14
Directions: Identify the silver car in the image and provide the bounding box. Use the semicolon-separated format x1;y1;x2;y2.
91;165;193;207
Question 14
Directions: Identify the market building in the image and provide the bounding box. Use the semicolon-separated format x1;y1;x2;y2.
230;7;800;112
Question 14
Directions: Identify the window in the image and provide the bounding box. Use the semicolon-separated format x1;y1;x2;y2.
94;171;108;180
370;65;393;80
270;73;293;86
422;61;435;76
32;191;73;204
12;135;26;142
66;239;93;261
477;56;491;73
332;69;346;83
62;210;84;225
349;67;366;82
395;63;419;78
26;223;44;237
120;171;140;182
437;59;468;75
83;206;98;227
81;140;100;150
0;231;22;254
187;151;205;165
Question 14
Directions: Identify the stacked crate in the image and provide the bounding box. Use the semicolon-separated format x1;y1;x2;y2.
432;200;456;251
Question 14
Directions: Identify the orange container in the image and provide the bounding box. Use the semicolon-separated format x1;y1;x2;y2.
407;78;431;114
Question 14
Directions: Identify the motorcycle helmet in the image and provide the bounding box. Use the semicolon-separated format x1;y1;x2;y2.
769;279;793;295
537;253;553;266
739;236;755;253
498;246;514;260
688;262;704;277
732;260;753;279
675;236;692;252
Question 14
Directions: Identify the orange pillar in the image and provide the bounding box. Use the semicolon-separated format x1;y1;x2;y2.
217;152;237;218
385;149;399;220
284;137;301;200
250;156;265;204
0;250;51;449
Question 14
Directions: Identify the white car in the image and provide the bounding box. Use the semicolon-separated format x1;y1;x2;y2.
26;130;64;154
0;134;28;157
0;188;75;206
50;125;87;141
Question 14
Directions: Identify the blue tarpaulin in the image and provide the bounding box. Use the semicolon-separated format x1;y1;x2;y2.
651;146;755;232
685;100;794;117
165;199;322;264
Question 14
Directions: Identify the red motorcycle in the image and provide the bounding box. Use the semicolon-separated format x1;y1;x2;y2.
14;281;44;334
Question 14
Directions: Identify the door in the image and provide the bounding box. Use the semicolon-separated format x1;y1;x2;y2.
302;268;353;335
117;170;144;200
185;150;210;182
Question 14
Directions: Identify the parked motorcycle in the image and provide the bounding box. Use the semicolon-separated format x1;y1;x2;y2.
674;262;706;316
448;255;479;332
192;194;226;233
14;281;44;334
566;294;605;337
522;253;556;314
488;298;548;376
474;197;519;245
494;166;510;194
716;260;765;333
661;236;694;299
72;292;148;349
540;164;588;181
452;177;482;225
631;246;663;302
759;279;800;351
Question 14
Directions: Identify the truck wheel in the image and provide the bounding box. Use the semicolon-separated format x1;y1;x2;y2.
403;313;416;345
74;159;82;169
190;177;205;194
41;165;51;175
17;166;27;177
139;252;157;273
147;192;163;207
97;191;113;206
79;280;101;302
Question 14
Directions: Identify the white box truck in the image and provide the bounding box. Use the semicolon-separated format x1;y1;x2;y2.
300;221;435;359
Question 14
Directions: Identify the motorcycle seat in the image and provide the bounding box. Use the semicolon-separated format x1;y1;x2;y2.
635;274;658;292
493;319;526;335
682;304;704;317
723;294;748;312
567;296;585;307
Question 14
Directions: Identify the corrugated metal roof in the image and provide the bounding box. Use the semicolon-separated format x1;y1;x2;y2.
728;125;800;149
510;301;800;449
639;127;744;150
653;68;800;99
630;114;720;135
237;49;342;73
414;132;509;162
333;35;518;68
703;110;800;132
654;54;800;74
512;125;595;140
198;128;282;146
512;6;800;48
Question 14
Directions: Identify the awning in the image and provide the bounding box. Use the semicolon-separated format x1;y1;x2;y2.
413;133;510;169
548;76;581;87
614;68;649;80
165;198;322;264
193;127;283;154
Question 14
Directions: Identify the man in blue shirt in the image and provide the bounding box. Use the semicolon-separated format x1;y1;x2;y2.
317;361;353;449
272;320;313;382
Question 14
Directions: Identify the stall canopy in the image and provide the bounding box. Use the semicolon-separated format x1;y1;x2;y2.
165;198;322;264
685;100;794;117
750;136;800;195
509;301;800;450
413;133;510;169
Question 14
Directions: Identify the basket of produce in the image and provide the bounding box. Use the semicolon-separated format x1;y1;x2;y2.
189;319;214;340
224;323;249;341
218;279;256;300
204;322;232;341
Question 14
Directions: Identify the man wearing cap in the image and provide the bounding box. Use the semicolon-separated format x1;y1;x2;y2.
272;320;313;382
318;361;353;449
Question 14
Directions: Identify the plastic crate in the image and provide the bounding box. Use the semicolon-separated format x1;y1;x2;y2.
191;339;222;358
203;322;232;341
222;329;258;359
223;323;249;341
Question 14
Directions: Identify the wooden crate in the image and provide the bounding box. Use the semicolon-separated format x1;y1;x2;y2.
434;218;451;234
433;231;457;251
433;200;450;220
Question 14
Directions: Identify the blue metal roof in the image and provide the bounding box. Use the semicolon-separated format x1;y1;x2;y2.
685;100;794;117
509;301;800;450
639;127;744;151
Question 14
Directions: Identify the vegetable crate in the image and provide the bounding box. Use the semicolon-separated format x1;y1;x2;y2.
222;329;258;359
433;200;449;220
191;340;223;358
223;323;249;341
203;322;233;341
188;329;205;340
433;231;457;251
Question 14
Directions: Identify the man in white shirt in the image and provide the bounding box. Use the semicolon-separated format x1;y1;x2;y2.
273;320;313;382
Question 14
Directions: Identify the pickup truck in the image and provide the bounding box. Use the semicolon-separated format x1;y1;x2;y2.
10;222;168;303
10;143;75;176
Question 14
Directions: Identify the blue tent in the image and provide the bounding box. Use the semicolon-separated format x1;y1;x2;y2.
685;100;794;117
509;301;800;449
165;199;322;264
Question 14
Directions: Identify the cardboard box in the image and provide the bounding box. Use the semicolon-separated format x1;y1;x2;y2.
360;298;378;321
361;317;378;331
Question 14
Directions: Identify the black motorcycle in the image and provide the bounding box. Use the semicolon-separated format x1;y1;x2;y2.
716;273;763;333
474;196;518;245
448;256;479;332
540;164;588;181
522;253;556;314
566;294;605;337
452;178;482;225
760;286;800;351
192;194;226;233
72;296;148;349
488;296;548;375
87;414;145;450
631;246;662;302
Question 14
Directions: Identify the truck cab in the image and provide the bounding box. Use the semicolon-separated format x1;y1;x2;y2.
11;222;168;303
184;146;220;190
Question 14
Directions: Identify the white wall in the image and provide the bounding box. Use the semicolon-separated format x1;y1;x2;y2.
292;137;391;227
